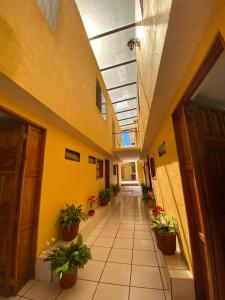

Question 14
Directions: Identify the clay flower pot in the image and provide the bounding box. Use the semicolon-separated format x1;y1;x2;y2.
88;210;95;216
100;197;109;206
113;190;118;197
62;222;79;241
147;199;156;208
156;232;176;255
60;268;78;289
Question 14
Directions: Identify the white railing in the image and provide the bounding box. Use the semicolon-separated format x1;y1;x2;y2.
113;130;139;149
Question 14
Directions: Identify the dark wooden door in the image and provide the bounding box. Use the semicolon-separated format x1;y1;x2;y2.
13;125;45;293
0;124;26;296
105;159;110;188
173;102;225;299
146;155;152;189
116;164;119;185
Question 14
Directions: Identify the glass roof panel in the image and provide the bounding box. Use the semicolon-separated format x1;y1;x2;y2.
117;109;138;120
91;27;136;69
114;98;137;113
109;85;137;102
120;117;137;127
75;0;135;38
102;62;137;89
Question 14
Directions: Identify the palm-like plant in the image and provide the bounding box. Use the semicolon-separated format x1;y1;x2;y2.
59;204;87;230
44;234;91;278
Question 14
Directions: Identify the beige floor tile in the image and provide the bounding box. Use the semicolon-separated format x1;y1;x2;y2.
93;283;129;300
24;281;61;300
133;239;155;251
93;237;114;247
135;220;149;225
121;220;134;225
100;262;131;285
165;290;172;300
135;224;150;232
92;229;102;236
129;287;165;300
119;224;134;231
108;248;132;264
134;231;152;239
117;230;134;238
17;279;37;296
113;237;133;249
91;246;111;261
100;229;117;237
85;235;97;246
132;250;158;266
104;224;120;230
160;267;170;290
78;260;105;281
131;265;163;289
57;280;97;300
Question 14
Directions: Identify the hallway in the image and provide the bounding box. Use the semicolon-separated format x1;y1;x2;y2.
5;188;170;300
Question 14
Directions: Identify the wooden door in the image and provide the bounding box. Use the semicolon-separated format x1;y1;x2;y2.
0;125;26;296
13;125;45;293
116;165;119;185
173;102;225;299
105;159;110;188
146;155;152;189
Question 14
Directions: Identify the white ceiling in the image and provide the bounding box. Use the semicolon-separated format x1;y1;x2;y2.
191;52;225;109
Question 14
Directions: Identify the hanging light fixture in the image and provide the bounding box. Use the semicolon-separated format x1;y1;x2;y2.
127;38;140;51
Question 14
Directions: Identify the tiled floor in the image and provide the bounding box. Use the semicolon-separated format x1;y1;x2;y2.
2;187;171;300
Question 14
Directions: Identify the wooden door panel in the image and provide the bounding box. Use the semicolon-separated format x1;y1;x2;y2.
13;125;45;293
0;125;25;296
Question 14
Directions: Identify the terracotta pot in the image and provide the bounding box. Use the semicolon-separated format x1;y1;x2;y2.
113;191;118;197
62;222;79;241
156;232;176;255
100;197;109;206
88;210;95;216
60;268;78;289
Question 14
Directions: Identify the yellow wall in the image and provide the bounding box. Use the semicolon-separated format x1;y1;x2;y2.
148;0;225;269
136;160;145;185
0;91;111;255
0;0;119;154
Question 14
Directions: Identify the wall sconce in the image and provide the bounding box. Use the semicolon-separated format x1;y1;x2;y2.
127;38;140;51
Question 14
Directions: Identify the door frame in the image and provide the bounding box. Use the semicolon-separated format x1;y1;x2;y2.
172;32;225;299
0;105;46;294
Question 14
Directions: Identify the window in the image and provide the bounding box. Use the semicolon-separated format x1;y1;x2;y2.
65;149;80;162
149;155;156;178
96;80;106;120
96;159;103;178
36;0;60;30
88;156;96;164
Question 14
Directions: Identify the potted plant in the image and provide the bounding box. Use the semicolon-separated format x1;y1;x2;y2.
88;196;97;216
143;191;156;208
151;214;178;255
44;234;91;289
98;188;112;206
59;204;87;241
141;184;151;196
111;184;121;196
152;205;165;217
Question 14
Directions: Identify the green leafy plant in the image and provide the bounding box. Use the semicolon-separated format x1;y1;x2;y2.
44;234;91;278
99;188;112;199
111;184;121;193
59;204;87;229
151;213;178;235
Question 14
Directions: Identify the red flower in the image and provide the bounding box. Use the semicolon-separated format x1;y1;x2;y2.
152;205;165;214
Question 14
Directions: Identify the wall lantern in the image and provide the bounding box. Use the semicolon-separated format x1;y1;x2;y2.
127;38;140;51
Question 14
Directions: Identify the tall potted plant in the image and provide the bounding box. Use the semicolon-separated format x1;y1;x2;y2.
99;188;112;206
151;213;178;255
44;234;91;289
111;184;121;196
59;204;87;241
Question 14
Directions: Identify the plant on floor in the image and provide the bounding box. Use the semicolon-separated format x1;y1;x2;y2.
111;184;121;196
44;234;91;289
141;184;151;196
98;188;112;206
88;195;97;216
59;204;87;241
151;213;178;254
142;190;156;208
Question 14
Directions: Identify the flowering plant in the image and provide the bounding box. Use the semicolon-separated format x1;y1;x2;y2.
88;196;97;211
152;205;165;217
